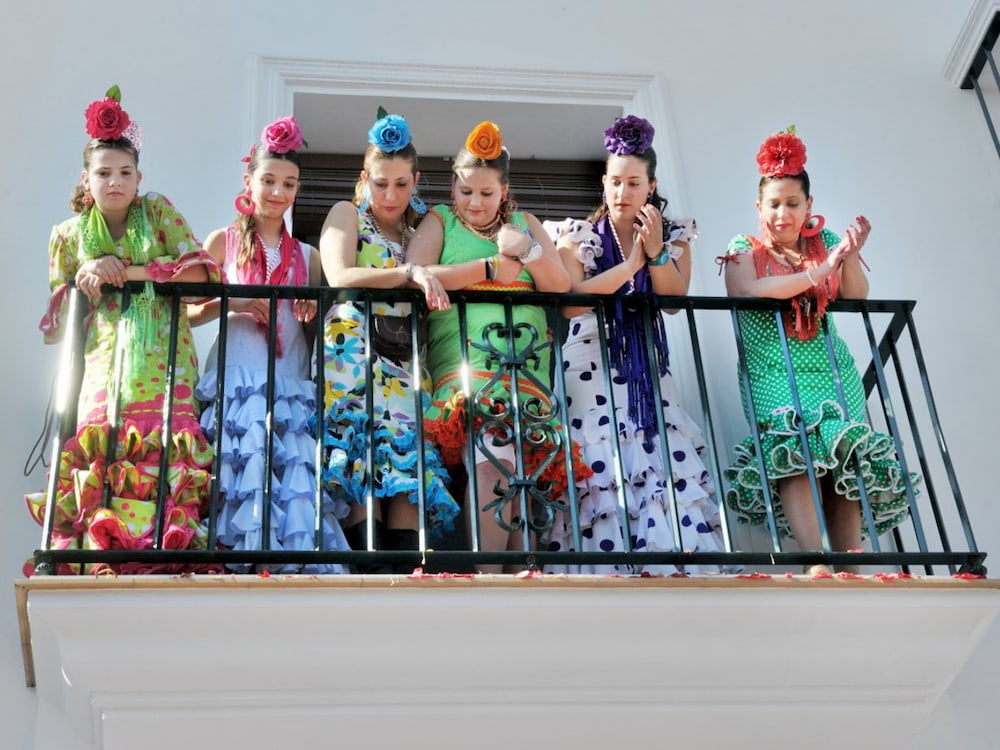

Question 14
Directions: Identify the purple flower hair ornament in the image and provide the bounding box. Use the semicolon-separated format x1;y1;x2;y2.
603;115;655;156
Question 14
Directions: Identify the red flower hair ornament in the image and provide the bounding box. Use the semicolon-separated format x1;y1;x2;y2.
84;85;142;151
756;126;807;178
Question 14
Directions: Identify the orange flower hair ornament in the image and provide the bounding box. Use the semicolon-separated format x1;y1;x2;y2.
756;125;806;178
465;121;503;160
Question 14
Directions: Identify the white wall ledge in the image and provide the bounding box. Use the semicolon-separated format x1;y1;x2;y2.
15;575;1000;750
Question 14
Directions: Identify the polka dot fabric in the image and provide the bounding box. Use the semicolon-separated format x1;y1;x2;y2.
722;234;914;538
26;194;221;570
542;218;733;575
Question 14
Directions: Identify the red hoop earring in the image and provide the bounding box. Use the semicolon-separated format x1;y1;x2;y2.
82;189;94;207
234;189;256;216
801;214;825;237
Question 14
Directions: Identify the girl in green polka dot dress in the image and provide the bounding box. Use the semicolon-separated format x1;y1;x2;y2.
721;128;913;572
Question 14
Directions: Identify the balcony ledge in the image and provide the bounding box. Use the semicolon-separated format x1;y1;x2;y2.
15;573;1000;750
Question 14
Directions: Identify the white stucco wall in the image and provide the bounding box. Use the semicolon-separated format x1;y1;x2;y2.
3;1;998;747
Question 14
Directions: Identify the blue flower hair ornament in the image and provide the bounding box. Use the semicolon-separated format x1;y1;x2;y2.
368;110;411;153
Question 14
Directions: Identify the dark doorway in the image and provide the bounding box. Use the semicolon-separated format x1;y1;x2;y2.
292;153;605;248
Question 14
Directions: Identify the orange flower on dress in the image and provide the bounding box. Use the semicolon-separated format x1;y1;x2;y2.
465;121;503;160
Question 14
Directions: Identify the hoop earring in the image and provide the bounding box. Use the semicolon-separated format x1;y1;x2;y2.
409;192;427;215
499;196;517;223
133;193;142;207
82;189;94;207
801;213;825;237
234;189;256;216
358;186;371;213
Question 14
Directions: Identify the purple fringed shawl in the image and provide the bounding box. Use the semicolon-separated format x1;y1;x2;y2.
592;214;670;445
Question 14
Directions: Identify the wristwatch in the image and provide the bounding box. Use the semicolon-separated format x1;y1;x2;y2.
518;239;544;264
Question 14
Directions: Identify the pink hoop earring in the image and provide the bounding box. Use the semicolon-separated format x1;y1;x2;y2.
801;213;825;237
234;189;256;216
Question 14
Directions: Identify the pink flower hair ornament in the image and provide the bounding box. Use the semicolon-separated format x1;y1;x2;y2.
756;126;807;178
84;84;141;150
260;116;306;154
603;115;655;156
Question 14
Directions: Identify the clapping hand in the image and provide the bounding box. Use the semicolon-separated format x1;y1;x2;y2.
633;204;664;260
828;215;871;269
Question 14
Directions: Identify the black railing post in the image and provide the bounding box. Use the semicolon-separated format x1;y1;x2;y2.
151;292;182;549
206;291;230;553
728;306;783;552
36;285;88;572
682;301;735;552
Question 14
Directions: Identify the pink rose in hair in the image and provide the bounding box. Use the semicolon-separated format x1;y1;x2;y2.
84;97;131;141
261;116;305;154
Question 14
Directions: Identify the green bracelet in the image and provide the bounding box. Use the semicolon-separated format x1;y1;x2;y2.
648;245;672;265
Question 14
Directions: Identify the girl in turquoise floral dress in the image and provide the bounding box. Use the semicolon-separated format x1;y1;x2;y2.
721;128;913;574
26;86;220;572
319;112;457;570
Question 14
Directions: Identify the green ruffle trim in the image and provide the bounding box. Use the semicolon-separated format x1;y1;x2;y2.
724;400;915;538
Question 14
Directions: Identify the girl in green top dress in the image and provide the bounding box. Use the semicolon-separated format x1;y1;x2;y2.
721;128;912;574
407;121;590;570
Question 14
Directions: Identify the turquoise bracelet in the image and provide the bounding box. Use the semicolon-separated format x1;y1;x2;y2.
648;245;672;265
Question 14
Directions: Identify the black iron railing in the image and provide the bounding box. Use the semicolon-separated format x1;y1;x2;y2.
29;282;985;576
961;11;1000;162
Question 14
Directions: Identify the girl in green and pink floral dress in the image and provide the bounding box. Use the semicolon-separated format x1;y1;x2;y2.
25;87;220;573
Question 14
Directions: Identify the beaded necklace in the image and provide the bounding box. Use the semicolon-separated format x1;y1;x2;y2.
765;240;806;272
369;211;407;250
607;218;635;291
254;233;281;283
453;206;503;242
368;209;409;265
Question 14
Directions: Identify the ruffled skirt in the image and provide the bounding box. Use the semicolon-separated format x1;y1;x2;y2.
543;313;733;575
725;400;914;538
197;366;350;573
26;416;213;575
